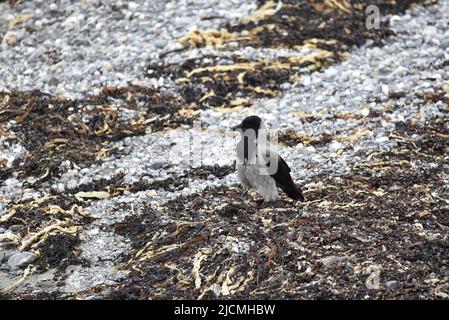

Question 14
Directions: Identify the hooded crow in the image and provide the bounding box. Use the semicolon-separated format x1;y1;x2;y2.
232;115;305;203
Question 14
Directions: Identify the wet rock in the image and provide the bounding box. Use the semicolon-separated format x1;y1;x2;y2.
8;225;22;232
7;252;37;270
4;251;19;261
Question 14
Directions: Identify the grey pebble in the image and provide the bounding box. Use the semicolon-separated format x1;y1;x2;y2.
153;38;167;49
386;280;399;290
150;161;165;170
440;39;449;49
3;250;19;261
8;225;22;232
7;252;38;270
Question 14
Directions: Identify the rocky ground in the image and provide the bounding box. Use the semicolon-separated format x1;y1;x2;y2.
0;0;448;299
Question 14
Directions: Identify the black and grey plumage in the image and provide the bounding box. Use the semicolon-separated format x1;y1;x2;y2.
231;115;305;203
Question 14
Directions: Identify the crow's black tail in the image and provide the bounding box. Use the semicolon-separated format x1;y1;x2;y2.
281;184;305;202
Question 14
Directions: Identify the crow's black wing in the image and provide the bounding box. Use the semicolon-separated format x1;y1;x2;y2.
268;154;304;201
279;156;291;173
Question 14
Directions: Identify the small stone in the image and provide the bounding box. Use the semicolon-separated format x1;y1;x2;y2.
8;225;21;232
22;190;36;201
7;252;37;269
325;68;338;78
207;174;215;180
440;39;449;49
361;108;370;116
375;136;389;143
302;77;311;87
0;227;6;233
305;146;316;153
423;25;437;37
280;83;291;90
48;77;59;86
153;38;167;49
57;183;65;193
150;161;164;170
211;283;221;297
386;280;398;290
102;62;113;71
79;177;91;185
319;255;347;267
128;2;138;10
2;31;17;46
67;179;78;189
388;185;402;191
4;250;19;261
329;141;342;152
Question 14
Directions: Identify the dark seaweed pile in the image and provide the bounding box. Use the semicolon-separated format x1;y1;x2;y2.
227;0;430;48
0;86;195;182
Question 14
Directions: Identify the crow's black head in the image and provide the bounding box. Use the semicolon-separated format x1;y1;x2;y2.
231;115;262;132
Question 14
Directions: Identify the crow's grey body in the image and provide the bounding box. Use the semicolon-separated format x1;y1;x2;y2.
236;147;278;202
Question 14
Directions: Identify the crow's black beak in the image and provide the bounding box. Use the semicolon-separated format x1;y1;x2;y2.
231;123;243;131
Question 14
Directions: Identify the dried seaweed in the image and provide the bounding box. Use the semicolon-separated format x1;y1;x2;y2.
149;0;434;110
0;86;195;182
149;46;342;109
